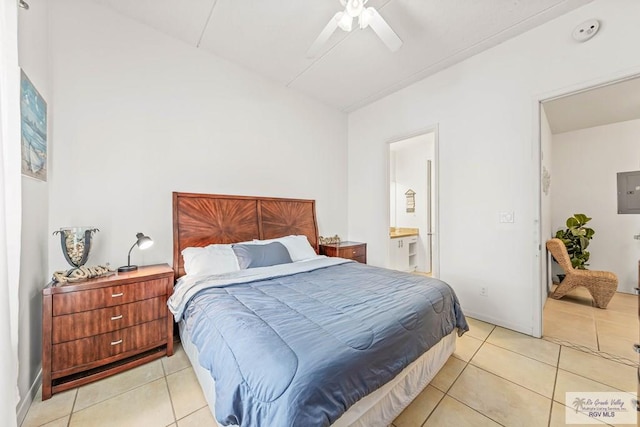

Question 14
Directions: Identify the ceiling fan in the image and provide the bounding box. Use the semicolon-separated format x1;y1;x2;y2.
307;0;402;58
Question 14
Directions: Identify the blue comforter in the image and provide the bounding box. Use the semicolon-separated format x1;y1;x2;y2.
177;260;468;426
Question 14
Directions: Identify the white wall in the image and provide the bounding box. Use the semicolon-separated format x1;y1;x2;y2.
48;0;348;271
551;119;640;294
347;0;640;335
17;1;50;421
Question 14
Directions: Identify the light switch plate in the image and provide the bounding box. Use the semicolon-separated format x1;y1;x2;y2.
499;211;515;223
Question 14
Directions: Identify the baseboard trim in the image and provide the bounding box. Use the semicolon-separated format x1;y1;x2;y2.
462;309;533;337
16;369;41;425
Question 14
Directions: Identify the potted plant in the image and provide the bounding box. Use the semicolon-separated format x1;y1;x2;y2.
554;213;594;271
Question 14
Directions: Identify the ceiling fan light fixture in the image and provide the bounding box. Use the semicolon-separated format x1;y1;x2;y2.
337;11;353;32
307;0;401;58
345;0;365;18
359;7;375;29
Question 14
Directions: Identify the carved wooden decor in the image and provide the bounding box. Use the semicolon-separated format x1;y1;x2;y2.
173;192;319;278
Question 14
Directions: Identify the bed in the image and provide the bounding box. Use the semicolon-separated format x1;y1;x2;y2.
169;192;468;427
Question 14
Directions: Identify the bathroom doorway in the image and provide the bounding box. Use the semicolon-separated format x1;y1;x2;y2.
388;130;438;276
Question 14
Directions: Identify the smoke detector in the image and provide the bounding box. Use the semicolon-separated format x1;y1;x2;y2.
572;19;600;42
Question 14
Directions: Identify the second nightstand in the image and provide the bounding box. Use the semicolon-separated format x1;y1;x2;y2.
319;241;367;264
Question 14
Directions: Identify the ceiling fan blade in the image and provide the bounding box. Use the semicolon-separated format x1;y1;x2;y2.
365;7;402;52
306;13;341;58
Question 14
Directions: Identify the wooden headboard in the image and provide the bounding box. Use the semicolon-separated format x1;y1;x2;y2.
172;192;319;278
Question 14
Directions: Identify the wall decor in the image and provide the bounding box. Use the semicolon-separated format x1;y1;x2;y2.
20;70;47;181
542;166;551;195
405;189;416;213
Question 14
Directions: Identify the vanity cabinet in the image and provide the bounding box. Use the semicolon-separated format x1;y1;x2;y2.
389;235;418;272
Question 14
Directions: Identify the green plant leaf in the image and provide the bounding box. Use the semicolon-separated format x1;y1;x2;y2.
579;236;589;250
566;217;579;227
570;228;585;237
574;213;587;223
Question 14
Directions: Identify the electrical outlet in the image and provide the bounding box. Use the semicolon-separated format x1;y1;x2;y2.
480;287;488;297
499;211;514;223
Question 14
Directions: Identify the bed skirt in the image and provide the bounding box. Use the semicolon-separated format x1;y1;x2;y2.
179;321;456;427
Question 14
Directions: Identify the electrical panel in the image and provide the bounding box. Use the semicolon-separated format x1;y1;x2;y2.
617;170;640;214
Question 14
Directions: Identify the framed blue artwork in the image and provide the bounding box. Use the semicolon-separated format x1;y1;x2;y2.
20;70;47;181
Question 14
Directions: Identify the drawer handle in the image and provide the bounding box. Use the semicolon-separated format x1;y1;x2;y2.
110;339;123;346
111;292;124;298
352;250;357;254
110;315;123;321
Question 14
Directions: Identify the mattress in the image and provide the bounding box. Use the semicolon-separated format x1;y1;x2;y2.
180;321;457;427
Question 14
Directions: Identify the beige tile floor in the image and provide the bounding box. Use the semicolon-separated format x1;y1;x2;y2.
22;313;638;427
543;286;638;363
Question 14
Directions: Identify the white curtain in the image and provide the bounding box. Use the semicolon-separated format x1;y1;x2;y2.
0;0;22;426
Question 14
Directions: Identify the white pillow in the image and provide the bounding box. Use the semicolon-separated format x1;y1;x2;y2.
252;235;318;262
182;244;240;276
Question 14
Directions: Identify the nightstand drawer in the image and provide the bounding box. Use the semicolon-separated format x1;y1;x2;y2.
319;241;367;264
52;297;167;344
52;278;169;316
51;318;166;374
340;245;366;259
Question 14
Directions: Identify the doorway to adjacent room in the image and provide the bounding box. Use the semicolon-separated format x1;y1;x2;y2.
388;129;438;277
536;76;640;362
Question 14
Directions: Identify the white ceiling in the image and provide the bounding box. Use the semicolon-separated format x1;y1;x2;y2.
543;77;640;134
91;0;594;112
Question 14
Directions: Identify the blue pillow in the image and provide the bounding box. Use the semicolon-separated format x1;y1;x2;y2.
232;242;293;269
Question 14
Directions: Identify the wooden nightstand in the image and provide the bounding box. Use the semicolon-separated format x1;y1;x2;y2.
41;264;174;400
319;241;367;264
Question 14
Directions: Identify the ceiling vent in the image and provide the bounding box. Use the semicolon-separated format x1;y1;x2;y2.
572;19;600;42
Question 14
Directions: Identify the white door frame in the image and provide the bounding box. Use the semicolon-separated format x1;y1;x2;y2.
386;125;440;278
531;69;640;338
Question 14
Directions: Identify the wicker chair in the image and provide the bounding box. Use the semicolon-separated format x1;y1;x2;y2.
546;238;617;309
